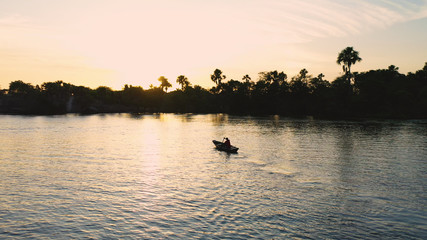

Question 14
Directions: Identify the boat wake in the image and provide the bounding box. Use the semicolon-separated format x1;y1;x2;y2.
261;165;296;176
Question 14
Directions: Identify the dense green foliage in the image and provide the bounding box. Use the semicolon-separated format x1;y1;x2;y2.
1;62;426;118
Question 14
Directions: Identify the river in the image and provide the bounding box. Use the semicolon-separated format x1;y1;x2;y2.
0;114;426;239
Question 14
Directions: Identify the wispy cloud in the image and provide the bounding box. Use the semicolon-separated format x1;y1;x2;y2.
247;0;427;43
0;0;425;88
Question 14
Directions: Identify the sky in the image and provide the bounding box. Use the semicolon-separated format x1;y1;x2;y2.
1;0;427;90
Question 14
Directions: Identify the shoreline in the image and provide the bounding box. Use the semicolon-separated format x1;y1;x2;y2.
1;111;426;121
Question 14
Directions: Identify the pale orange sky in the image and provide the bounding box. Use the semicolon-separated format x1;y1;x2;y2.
1;0;427;90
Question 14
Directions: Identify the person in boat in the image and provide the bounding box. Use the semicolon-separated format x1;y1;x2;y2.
223;137;231;148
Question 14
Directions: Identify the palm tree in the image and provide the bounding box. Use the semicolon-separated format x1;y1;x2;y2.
337;47;362;86
388;65;399;72
176;75;190;90
258;70;287;85
158;76;172;92
242;74;251;83
211;69;226;86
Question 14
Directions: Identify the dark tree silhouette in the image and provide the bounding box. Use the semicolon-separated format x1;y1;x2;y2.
242;74;251;83
288;69;311;114
211;69;226;86
9;80;36;95
176;75;190;91
337;46;362;87
241;74;253;97
297;69;309;84
388;65;399;72
158;76;172;92
2;60;427;118
258;70;287;85
290;69;310;93
309;73;330;93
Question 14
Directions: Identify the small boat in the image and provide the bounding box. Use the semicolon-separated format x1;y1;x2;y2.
212;140;239;153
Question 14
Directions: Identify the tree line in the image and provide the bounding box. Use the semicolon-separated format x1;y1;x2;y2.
1;47;426;118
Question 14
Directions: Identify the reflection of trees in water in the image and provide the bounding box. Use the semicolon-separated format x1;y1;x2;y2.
323;120;427;237
333;122;392;184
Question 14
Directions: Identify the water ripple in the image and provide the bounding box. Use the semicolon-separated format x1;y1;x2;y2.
0;114;426;239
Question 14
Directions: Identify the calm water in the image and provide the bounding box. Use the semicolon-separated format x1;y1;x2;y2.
0;114;426;239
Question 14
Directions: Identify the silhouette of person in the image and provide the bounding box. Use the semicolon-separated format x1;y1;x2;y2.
224;137;231;148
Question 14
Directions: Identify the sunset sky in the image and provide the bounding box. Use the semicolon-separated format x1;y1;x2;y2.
1;0;426;90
